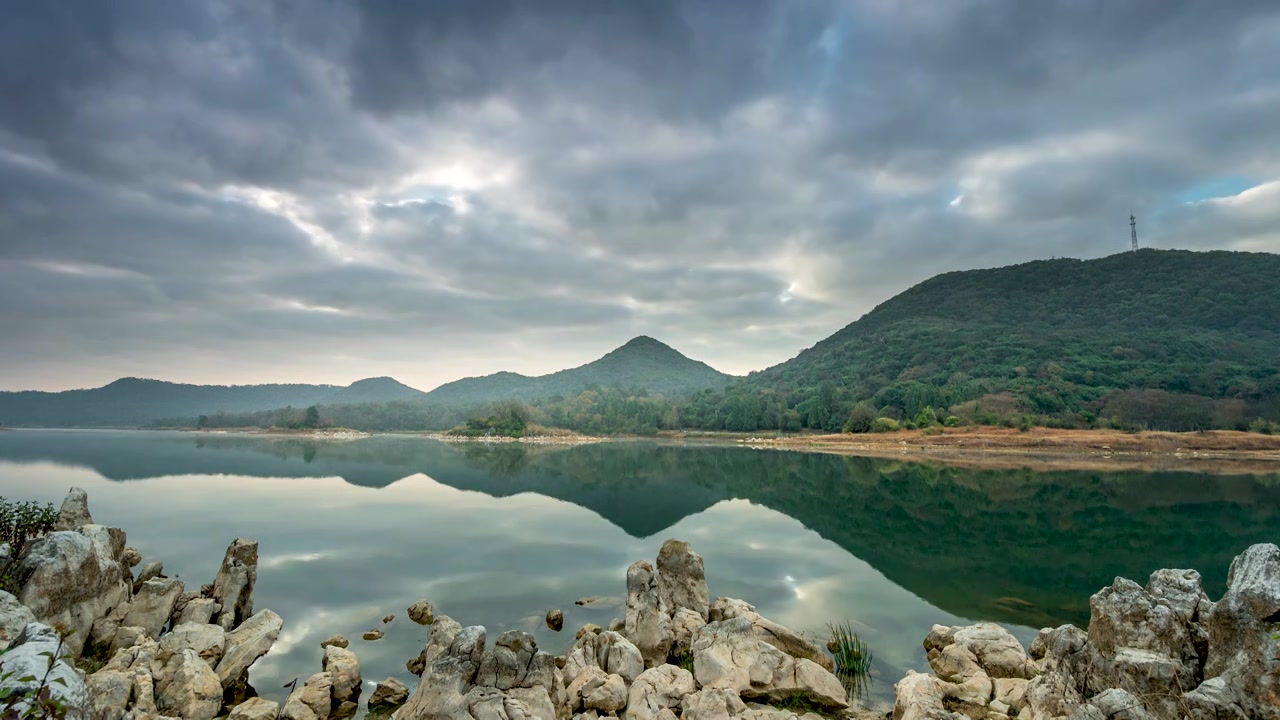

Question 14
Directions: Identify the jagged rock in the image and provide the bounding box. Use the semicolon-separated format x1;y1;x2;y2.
655;539;709;622
1183;677;1249;720
892;671;966;720
54;487;93;530
1073;688;1154;720
15;524;130;656
121;546;142;569
564;630;644;686
408;599;435;625
942;623;1036;680
408;615;462;676
363;629;384;641
670;607;705;657
625;561;672;668
0;589;36;651
229;697;280;720
87;666;134;720
625;664;696;720
123;578;184;638
547;609;564;631
110;625;149;655
1204;542;1280;720
0;622;91;720
992;678;1028;714
708;598;831;672
321;634;349;649
323;644;362;704
215;608;282;687
369;677;410;708
399;621;559;720
691;617;848;710
567;666;609;710
281;671;333;720
134;561;164;591
161;620;229;666
176;598;220;626
681;688;747;720
153;647;222;720
211;539;258;631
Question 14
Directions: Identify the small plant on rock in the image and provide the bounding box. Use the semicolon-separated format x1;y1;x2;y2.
826;621;873;700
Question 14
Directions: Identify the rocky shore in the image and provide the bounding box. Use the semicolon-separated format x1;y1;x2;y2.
0;488;1274;720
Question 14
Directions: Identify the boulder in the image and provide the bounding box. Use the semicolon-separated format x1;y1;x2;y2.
564;630;644;686
567;666;609;710
583;674;628;712
211;539;258;631
320;634;349;649
945;623;1036;680
1183;676;1249;720
120;546;142;569
708;598;831;672
670;607;705;657
215;608;283;687
624;664;696;720
0;589;37;652
53;487;93;530
322;645;362;705
86;666;134;720
229;697;281;720
176;598;220;626
15;524;130;656
547;608;564;632
408;599;435;625
691;618;848;710
0;622;91;720
681;688;747;720
892;671;966;720
655;539;709;622
576;624;602;640
153;647;222;720
158;622;226;665
363;629;384;641
281;671;333;720
110;625;150;655
1203;542;1280;720
625;561;672;668
1074;688;1155;720
368;677;410;709
123;578;184;638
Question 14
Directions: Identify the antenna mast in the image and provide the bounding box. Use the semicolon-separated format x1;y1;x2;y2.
1130;214;1138;252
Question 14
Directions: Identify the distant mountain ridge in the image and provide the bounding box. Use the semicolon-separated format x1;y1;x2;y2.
0;376;427;427
422;335;733;405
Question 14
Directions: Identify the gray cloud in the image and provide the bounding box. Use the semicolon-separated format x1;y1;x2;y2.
1;0;1279;390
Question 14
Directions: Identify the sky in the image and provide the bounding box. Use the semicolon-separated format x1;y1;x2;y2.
3;1;1280;392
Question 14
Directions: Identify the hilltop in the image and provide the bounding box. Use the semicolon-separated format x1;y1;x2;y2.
732;248;1280;430
422;336;732;405
0;376;427;428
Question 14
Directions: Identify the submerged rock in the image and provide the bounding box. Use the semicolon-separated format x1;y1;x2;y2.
408;599;435;625
547;608;564;632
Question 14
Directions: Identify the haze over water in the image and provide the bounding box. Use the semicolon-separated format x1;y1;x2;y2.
1;429;1277;709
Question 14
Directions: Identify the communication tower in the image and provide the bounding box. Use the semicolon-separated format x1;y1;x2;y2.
1130;214;1138;251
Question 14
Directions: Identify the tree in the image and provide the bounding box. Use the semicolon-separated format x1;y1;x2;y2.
843;405;876;434
303;406;320;429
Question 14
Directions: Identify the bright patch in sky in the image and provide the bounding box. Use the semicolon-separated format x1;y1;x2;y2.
1174;176;1258;204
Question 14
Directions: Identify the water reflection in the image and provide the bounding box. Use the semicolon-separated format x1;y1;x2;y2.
0;429;1277;710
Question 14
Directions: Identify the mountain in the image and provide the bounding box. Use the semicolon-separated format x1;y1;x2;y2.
0;376;426;428
741;249;1280;429
422;336;733;405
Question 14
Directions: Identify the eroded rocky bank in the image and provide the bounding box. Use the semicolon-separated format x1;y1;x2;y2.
0;488;1274;720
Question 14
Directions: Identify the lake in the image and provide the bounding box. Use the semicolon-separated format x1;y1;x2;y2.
1;429;1277;711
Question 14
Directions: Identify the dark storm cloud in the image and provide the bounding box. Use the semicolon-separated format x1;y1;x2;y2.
1;0;1278;389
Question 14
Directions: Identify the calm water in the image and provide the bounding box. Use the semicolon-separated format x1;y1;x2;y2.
1;429;1278;710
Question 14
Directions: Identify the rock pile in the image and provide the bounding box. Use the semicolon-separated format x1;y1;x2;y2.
892;543;1280;720
0;487;287;720
396;539;870;720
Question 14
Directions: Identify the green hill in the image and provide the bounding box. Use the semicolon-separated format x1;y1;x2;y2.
0;376;427;428
422;336;733;405
737;249;1280;430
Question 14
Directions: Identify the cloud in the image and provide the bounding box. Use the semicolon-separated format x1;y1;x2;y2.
1;0;1279;390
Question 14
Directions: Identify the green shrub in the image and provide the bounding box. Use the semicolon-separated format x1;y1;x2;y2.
870;415;901;430
943;416;960;427
842;405;877;434
0;498;58;558
1248;417;1275;435
913;406;939;428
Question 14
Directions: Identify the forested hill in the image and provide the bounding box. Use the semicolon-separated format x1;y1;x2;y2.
422;336;732;405
0;376;425;427
740;249;1280;430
